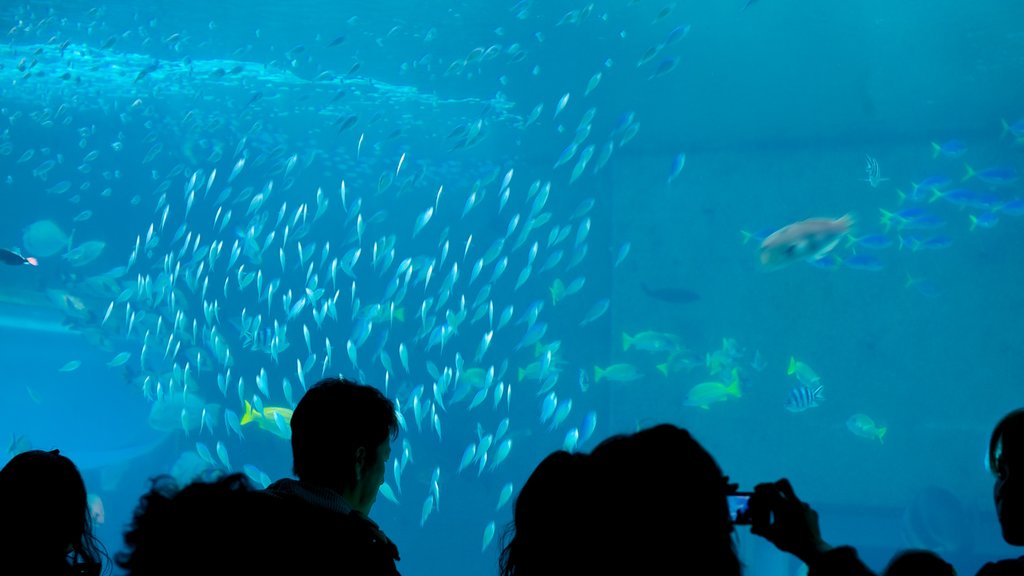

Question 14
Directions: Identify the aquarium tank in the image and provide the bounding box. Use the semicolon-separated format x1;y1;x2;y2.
0;0;1021;574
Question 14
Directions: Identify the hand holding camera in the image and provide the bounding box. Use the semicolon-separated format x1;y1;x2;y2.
747;478;832;566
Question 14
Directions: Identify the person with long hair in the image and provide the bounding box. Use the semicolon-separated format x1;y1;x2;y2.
0;449;106;575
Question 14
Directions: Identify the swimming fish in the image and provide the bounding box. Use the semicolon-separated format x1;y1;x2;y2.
759;214;854;270
684;368;741;409
0;248;37;266
241;400;293;440
784;385;824;413
931;139;966;159
847;413;886;443
59;360;82;372
593;363;643;383
786;356;820;387
87;493;105;525
640;283;699;304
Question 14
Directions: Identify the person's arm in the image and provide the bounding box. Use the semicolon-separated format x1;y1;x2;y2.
748;478;875;576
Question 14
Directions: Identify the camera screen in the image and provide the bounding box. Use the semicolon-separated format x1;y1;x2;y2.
728;492;752;524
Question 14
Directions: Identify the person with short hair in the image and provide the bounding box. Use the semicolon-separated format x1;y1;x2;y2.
977;408;1024;576
266;376;402;575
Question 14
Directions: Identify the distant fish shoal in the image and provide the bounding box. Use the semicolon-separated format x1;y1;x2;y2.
640;283;700;304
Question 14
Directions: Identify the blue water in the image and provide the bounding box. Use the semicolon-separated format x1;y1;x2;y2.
0;1;1022;574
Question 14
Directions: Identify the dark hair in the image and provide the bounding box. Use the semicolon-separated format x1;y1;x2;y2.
883;549;956;576
989;408;1024;474
0;449;106;573
498;450;594;576
290;377;399;487
590;424;740;575
117;472;303;575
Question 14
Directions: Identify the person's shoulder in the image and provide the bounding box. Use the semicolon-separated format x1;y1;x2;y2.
977;557;1024;576
264;477;297;494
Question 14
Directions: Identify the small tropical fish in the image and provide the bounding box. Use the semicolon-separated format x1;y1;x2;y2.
579;298;609;326
241;400;293;440
482;521;496;552
667;153;686;184
656;351;700;376
740;228;774;245
759;214;853;270
846;233;893;250
553;92;570;118
751;350;767;372
640;283;699;304
622;331;682;353
0;248;37;266
786;357;820;387
864;155;889;187
458;443;477;474
59;360;82;372
841;254;884;272
637;44;663;67
648;56;680;81
7;433;32;455
577;368;591;392
421;494;434;527
593;363;643;383
72;210;93;223
664;24;691;46
784;385;824;413
901;234;953;251
847;413;886;443
496;482;514;511
930;139;966;159
613;242;630;267
962;164;1018;187
64;240;106;267
87;494;105;525
107;352;131;367
684;369;741;409
1001;118;1024;141
969;212;999;231
998;198;1024;216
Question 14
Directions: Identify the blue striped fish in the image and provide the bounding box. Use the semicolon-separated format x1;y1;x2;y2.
784;385;824;413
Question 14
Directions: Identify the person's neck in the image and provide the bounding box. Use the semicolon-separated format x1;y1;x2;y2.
340;487;369;516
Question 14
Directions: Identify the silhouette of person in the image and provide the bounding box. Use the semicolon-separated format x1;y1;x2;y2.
883;549;956;576
117;472;327;575
265;376;402;575
977;408;1024;576
589;423;742;575
501;423;741;575
498;450;595;576
0;449;106;576
748;478;875;575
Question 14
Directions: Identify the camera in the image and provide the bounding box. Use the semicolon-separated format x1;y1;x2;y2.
728;491;754;525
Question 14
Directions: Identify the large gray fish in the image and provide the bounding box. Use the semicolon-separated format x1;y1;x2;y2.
759;214;853;270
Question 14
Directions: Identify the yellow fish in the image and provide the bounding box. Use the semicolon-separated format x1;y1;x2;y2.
594;363;643;383
622;331;682;353
846;413;886;444
684;369;741;409
241;400;293;440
